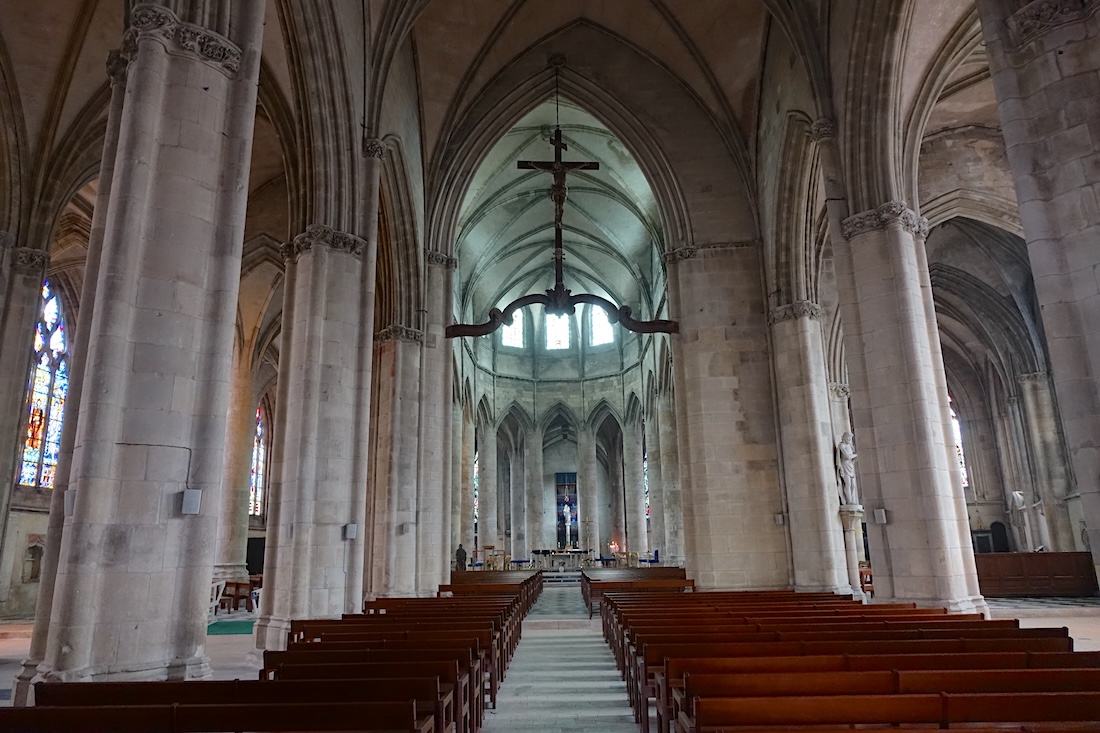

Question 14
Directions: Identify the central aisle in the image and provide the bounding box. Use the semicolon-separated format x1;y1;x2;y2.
481;586;641;732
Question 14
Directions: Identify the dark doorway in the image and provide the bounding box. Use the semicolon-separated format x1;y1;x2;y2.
991;521;1011;553
972;531;993;554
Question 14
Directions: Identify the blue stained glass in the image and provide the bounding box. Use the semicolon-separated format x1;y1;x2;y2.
249;408;267;516
16;280;69;490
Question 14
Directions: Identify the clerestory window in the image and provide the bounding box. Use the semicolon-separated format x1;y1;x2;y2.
591;305;614;346
545;313;570;350
501;312;524;348
17;280;69;490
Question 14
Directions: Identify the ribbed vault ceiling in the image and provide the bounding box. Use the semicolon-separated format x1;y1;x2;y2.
455;100;662;325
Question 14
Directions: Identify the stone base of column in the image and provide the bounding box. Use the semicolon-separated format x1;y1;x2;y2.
253;614;291;653
874;594;989;616
38;654;212;683
212;563;250;582
12;659;42;706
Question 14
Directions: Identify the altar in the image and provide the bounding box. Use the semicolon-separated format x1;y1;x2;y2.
535;549;591;569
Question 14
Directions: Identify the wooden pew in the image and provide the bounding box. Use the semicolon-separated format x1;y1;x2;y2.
35;677;453;733
0;700;434;732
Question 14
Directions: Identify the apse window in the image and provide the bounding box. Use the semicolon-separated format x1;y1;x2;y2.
249;407;268;517
591;306;614;346
546;313;570;350
501;312;524;348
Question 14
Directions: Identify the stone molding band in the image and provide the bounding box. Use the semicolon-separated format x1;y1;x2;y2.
662;240;759;264
768;300;823;325
841;201;929;241
1009;0;1100;47
375;324;424;344
1017;370;1050;383
281;224;367;262
11;247;49;275
426;250;457;269
122;4;242;75
363;138;386;160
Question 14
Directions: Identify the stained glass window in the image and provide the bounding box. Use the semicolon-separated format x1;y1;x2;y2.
591;306;614;346
249;407;267;516
473;452;479;525
643;454;650;518
949;397;970;489
18;281;69;489
546;313;570;350
501;312;523;348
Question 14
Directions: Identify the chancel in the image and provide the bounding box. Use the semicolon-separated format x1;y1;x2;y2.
1;1;1100;730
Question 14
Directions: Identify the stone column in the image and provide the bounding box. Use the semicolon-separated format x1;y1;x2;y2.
769;301;849;592
212;347;255;581
664;243;787;588
525;426;543;551
41;1;265;681
450;401;463;559
623;416;648;556
365;326;422;598
460;407;475;550
510;443;526;559
578;426;601;556
977;0;1100;571
608;438;626;552
478;418;498;558
416;251;455;593
1017;371;1074;550
14;49;125;702
656;389;683;565
833;201;983;612
644;414;666;560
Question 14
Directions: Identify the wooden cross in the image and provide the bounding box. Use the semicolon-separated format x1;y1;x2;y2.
517;127;599;290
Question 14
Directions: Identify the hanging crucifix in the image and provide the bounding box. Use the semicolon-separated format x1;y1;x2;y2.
446;123;679;338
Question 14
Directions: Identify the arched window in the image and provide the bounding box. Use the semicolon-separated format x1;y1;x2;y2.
248;407;268;516
17;280;69;489
545;313;570;350
501;312;524;348
948;396;970;489
590;306;614;346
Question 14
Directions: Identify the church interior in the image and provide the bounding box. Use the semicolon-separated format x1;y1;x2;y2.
1;0;1100;728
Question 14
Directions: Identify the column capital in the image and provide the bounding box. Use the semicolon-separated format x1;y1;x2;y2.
10;247;48;276
106;49;129;86
425;250;457;269
122;3;241;76
661;240;758;265
375;324;424;344
768;300;823;326
1017;370;1050;383
281;224;366;262
363;138;386;159
1008;0;1100;47
841;201;928;241
828;381;851;400
810;118;836;142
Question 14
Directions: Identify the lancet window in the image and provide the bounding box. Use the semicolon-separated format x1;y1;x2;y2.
949;397;970;489
501;312;524;348
546;313;570;350
591;306;614;346
17;281;69;490
249;407;268;516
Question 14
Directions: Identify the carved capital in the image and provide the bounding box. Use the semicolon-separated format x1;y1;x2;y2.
768;300;823;325
122;4;241;75
106;49;129;85
281;224;366;262
810;118;836;142
661;240;758;264
375;324;424;344
828;381;851;400
1017;370;1050;383
1009;0;1100;47
425;250;457;269
363;138;386;160
841;201;928;240
11;247;48;276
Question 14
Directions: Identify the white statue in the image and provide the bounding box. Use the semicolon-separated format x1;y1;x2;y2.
836;432;859;506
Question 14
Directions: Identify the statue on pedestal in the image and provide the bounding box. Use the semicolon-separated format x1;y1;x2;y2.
836;432;859;506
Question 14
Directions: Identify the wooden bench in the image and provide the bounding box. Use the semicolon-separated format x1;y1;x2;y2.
0;700;434;732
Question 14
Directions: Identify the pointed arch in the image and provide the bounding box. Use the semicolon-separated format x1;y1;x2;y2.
379;135;422;328
539;401;579;435
586;399;622;433
0;29;26;236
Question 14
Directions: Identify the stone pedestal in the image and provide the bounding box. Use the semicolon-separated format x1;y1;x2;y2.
665;242;787;588
839;505;867;599
978;0;1100;576
41;2;266;681
770;301;849;593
